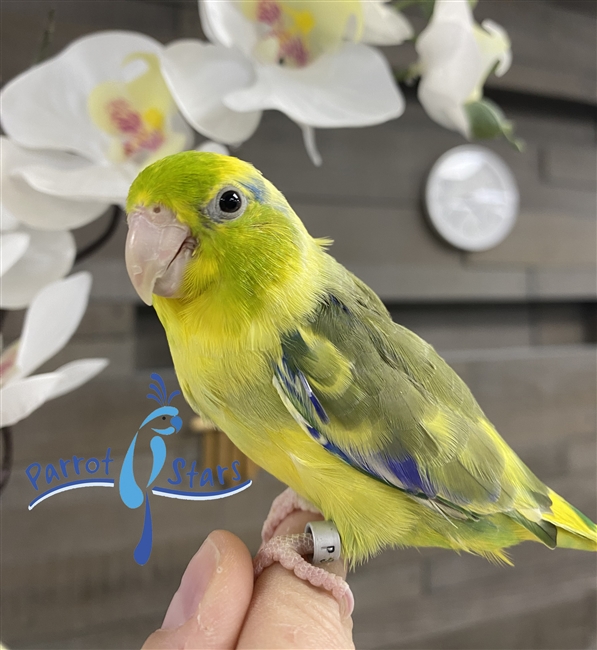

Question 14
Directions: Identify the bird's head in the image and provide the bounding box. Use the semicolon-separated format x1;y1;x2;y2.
140;405;182;436
125;151;320;307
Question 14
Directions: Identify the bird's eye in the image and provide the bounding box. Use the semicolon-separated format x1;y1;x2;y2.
206;186;247;222
162;416;166;420
219;190;242;213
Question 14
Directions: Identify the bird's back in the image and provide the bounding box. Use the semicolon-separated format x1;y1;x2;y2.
263;254;597;560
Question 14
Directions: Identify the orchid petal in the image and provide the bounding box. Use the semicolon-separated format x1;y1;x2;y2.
197;141;230;155
14;272;91;379
361;1;414;45
476;19;512;78
200;0;258;56
1;138;109;230
14;163;135;205
46;358;109;400
0;31;167;162
300;125;322;166
0;232;30;277
428;0;475;27
199;0;219;45
416;0;483;136
224;43;404;128
0;373;61;427
1;208;20;232
161;40;262;144
0;229;76;310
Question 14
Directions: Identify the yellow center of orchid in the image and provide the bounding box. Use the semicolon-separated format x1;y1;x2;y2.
239;0;363;68
87;53;185;166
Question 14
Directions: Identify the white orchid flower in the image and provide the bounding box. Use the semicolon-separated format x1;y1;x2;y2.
0;225;76;309
197;141;231;156
162;0;411;164
0;272;108;428
0;232;30;279
0;138;82;309
0;31;193;226
1;137;109;232
416;0;511;137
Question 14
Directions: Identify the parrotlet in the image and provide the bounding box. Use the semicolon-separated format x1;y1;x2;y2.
124;151;597;615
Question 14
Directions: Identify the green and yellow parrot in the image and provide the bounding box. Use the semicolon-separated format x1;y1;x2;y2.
125;151;596;610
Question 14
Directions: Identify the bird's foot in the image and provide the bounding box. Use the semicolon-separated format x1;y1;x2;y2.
253;533;354;618
261;487;320;544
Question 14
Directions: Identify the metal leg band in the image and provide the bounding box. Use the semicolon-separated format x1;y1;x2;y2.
305;520;341;565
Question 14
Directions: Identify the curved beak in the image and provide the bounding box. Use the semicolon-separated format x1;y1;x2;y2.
125;206;195;305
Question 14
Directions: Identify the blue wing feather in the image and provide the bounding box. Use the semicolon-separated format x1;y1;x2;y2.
273;354;436;499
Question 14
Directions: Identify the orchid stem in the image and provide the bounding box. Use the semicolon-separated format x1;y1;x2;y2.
0;309;12;495
36;8;55;64
74;205;122;265
0;427;13;495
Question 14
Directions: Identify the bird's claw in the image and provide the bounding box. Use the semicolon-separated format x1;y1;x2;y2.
261;487;319;544
253;531;354;618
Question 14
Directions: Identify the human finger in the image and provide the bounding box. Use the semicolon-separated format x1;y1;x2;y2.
142;530;254;649
237;511;354;649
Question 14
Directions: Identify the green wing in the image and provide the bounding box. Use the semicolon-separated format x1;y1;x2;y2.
273;268;556;545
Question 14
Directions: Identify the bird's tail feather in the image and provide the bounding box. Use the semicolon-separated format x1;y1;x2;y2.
542;491;597;551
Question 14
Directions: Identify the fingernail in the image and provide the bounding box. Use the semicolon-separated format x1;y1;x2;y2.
161;536;219;630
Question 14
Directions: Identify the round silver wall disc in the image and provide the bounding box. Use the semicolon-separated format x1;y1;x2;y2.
425;145;519;252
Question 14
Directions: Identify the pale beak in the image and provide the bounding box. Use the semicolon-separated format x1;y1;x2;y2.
125;205;195;305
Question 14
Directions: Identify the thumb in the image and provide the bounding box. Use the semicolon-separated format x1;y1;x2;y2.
142;530;254;649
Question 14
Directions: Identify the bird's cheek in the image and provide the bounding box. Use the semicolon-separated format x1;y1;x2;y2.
125;208;195;305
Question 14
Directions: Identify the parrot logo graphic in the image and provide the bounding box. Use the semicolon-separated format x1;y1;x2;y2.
119;373;182;565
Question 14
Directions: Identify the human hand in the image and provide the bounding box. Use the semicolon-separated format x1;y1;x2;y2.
142;510;355;649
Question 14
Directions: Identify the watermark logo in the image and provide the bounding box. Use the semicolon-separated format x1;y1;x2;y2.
119;374;182;564
25;373;252;565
